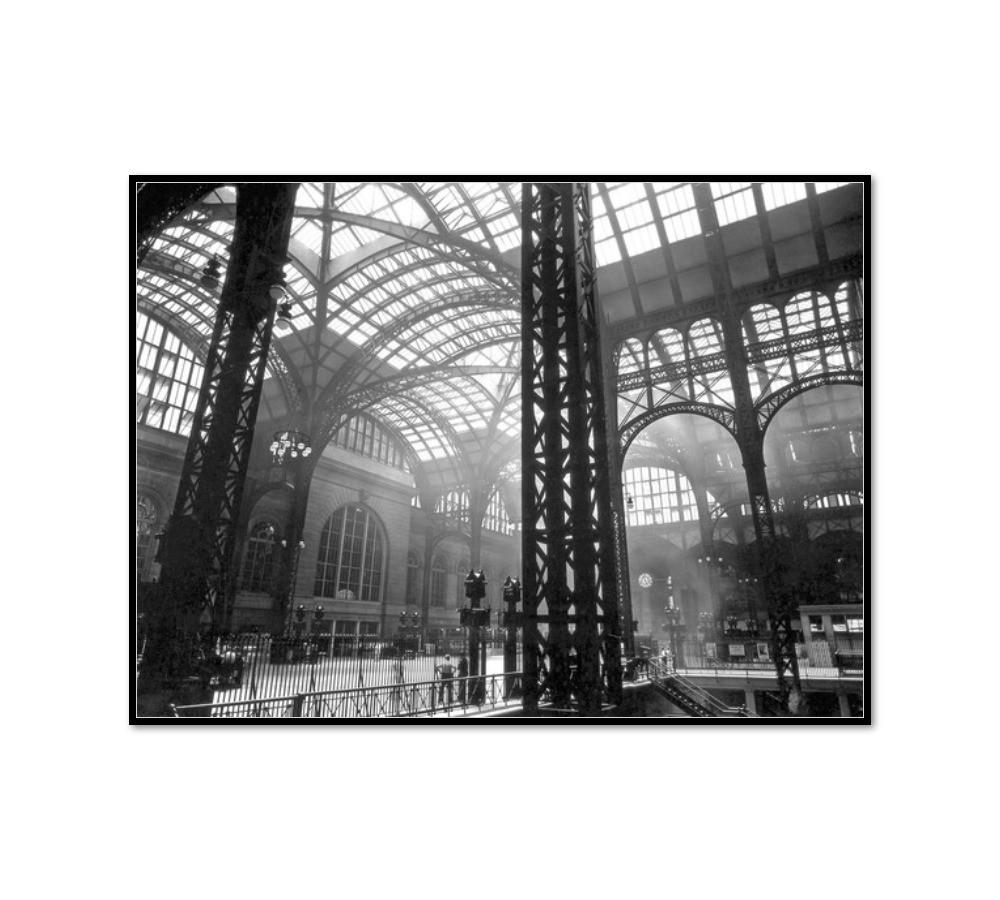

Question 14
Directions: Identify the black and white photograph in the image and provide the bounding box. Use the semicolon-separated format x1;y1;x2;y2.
9;4;1000;900
133;180;868;721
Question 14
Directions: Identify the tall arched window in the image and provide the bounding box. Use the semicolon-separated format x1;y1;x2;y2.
241;521;277;592
314;505;386;603
406;552;421;604
136;492;160;581
430;554;448;608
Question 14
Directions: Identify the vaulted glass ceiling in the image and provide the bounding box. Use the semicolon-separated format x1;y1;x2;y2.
135;181;859;478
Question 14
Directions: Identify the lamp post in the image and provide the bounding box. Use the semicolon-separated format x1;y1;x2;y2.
662;606;684;671
737;576;761;636
313;604;328;657
502;576;522;699
397;609;422;657
461;570;489;703
281;537;306;633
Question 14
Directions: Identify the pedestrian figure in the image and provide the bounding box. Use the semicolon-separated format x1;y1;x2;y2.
457;656;469;704
436;654;456;704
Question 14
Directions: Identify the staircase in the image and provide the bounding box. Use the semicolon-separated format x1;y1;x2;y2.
646;660;755;718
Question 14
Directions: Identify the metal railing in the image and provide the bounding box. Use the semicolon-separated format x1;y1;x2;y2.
647;659;753;717
150;633;520;706
172;671;524;719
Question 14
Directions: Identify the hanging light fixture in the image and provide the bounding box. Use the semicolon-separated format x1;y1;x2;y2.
270;429;313;465
200;255;222;290
269;284;293;333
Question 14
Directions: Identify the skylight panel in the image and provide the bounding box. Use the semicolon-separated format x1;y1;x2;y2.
605;182;648;206
293;219;325;253
328;226;363;257
662;210;701;243
339;183;384;216
761;182;807;210
622;224;659;256
593;211;615;243
617;200;654;231
595;239;622;266
813;182;850;194
656;183;696;216
711;182;756;226
495;230;521;252
388;194;429;228
296;183;325;207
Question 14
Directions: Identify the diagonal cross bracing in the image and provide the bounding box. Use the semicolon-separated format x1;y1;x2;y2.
520;183;623;716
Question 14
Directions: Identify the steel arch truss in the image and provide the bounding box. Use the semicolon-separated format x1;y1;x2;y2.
756;372;864;434
520;183;623;715
619;402;738;458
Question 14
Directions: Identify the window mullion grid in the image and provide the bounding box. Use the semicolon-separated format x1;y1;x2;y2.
334;507;348;598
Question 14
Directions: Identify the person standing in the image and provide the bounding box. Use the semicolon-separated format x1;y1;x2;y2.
457;655;469;704
435;654;456;704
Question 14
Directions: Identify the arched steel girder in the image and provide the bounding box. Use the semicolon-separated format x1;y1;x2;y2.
331;266;503;319
136;182;223;265
194;199;518;291
136;296;213;359
756;373;864;436
326;274;516;350
146;210;325;297
344;365;518;412
328;240;511;301
479;368;520;441
619;402;740;459
326;237;510;297
319;291;518;376
329;391;472;484
622;442;690;479
429;332;520;369
314;292;518;409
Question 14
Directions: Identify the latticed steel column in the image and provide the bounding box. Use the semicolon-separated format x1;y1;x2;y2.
520;183;623;716
159;183;299;633
692;182;802;711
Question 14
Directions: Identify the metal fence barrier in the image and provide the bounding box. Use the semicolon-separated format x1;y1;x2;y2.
154;633;521;707
172;671;524;719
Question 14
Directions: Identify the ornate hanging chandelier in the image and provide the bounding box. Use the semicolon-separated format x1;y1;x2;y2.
270;430;313;466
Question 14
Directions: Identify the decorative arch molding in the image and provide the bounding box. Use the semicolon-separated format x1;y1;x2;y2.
756;373;863;434
429;528;472;555
620;401;739;458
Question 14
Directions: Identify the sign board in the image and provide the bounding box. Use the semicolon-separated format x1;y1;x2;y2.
756;643;770;661
729;643;746;656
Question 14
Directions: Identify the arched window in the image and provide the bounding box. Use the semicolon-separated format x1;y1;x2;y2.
136;312;205;437
314;505;386;603
406;552;421;604
430;554;448;608
135;492;160;581
687;318;734;406
483;487;515;535
241;521;277;592
623;466;714;527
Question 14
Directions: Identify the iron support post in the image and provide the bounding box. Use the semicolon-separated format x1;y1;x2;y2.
692;182;802;712
520;183;623;715
138;183;298;711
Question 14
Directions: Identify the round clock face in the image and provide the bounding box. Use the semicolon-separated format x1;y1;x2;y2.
638;573;653;588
